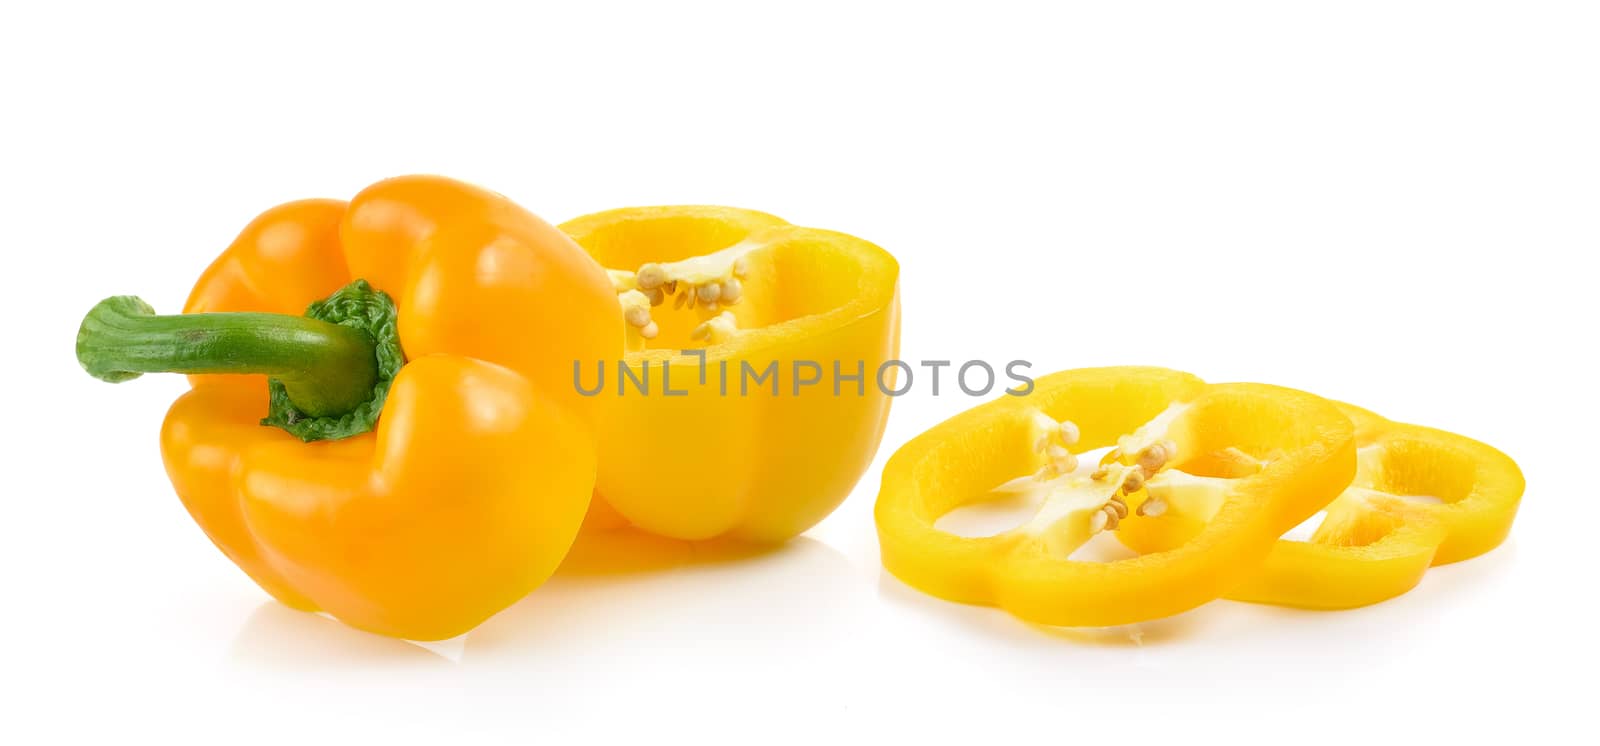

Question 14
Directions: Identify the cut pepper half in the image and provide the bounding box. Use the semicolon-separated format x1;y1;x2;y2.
560;207;901;542
1118;402;1524;609
874;367;1356;627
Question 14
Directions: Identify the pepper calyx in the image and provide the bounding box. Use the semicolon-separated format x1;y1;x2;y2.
262;280;404;442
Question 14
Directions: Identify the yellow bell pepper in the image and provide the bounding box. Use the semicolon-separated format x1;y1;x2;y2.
1118;402;1524;609
559;207;901;542
874;367;1356;627
75;177;621;639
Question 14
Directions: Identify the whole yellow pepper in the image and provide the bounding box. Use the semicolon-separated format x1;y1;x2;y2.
76;176;621;640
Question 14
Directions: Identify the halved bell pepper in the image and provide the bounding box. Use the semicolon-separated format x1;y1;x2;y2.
874;367;1356;626
75;176;622;639
1118;402;1524;609
559;207;901;542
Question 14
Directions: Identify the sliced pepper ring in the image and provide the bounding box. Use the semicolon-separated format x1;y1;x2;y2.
1118;401;1524;609
875;367;1356;627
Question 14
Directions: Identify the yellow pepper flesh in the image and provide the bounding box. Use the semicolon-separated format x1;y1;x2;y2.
875;367;1357;627
1119;401;1524;609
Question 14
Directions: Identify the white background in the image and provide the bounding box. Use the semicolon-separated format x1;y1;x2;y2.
2;1;1594;742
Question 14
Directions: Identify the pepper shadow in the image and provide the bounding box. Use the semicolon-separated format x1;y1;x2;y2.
463;531;864;659
223;521;858;665
229;601;456;669
875;569;1215;648
551;523;781;577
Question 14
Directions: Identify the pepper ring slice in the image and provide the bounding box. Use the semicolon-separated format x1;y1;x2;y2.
875;367;1356;627
1118;401;1524;609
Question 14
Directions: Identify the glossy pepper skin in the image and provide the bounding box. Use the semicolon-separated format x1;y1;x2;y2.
97;176;622;640
1120;401;1525;609
560;207;900;542
189;177;621;433
164;361;595;639
875;367;1356;627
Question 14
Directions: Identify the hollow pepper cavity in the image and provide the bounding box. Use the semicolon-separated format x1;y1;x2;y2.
561;206;901;542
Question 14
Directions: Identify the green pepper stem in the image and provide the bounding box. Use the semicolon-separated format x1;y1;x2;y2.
76;295;378;418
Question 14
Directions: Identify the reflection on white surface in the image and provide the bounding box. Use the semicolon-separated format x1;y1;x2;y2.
213;503;1529;744
229;529;864;669
871;538;1522;681
232;604;453;667
410;634;467;662
227;527;1523;674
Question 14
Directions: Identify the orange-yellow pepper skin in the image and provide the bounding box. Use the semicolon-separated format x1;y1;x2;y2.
183;199;354;392
156;177;619;639
164;360;594;639
162;380;316;610
342;176;622;433
186;198;353;317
